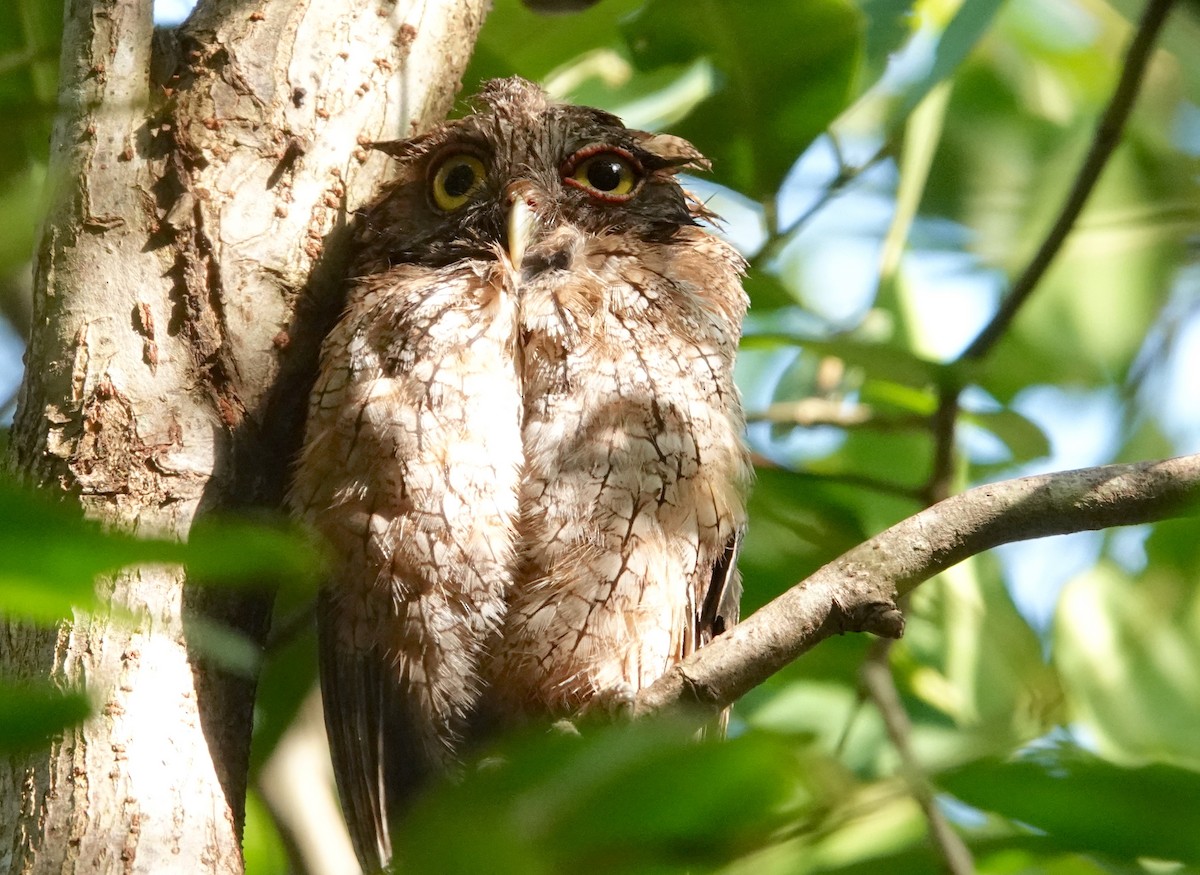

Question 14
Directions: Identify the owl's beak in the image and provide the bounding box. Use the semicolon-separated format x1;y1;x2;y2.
506;193;538;268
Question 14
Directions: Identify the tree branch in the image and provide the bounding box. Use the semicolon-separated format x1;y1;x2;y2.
746;398;927;431
963;0;1177;360
635;453;1200;717
861;648;975;875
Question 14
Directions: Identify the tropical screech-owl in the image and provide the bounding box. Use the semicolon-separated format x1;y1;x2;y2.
289;77;751;871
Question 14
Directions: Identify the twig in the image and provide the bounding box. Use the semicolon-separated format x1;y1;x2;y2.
963;0;1178;361
635;452;1200;717
746;399;927;431
862;643;975;875
875;377;963;867
756;140;895;264
921;382;960;505
747;399;874;428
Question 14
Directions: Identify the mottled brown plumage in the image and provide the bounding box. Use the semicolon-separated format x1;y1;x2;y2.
289;77;750;872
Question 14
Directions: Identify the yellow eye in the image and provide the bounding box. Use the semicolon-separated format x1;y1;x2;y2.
430;153;486;212
566;150;640;201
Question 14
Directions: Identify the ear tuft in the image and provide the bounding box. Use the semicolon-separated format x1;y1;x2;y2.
633;132;711;173
368;140;421;159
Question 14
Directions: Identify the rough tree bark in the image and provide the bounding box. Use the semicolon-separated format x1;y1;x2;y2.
0;1;489;873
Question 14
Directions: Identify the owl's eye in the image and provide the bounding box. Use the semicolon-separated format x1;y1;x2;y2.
430;153;487;212
564;149;641;201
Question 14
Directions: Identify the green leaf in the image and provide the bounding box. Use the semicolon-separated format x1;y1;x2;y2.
243;786;290;875
941;749;1200;864
859;0;919;84
0;680;90;753
548;55;717;132
798;835;1117;875
963;408;1051;464
891;0;1006;124
901;553;1062;740
622;0;863;198
1054;561;1200;769
464;0;647;87
741;333;955;391
396;718;805;874
186;515;325;593
739;467;872;613
0;479;169;620
0;0;60;244
742;270;798;311
0;478;324;624
249;602;318;775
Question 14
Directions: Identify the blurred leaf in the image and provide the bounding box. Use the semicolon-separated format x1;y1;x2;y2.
1142;516;1200;577
396;718;805;874
743;271;799;311
248;602;318;775
739;467;874;613
742;333;954;390
1055;560;1200;769
1108;0;1200;101
551;55;717;131
0;478;324;623
941;748;1200;863
808;426;931;502
902;555;1062;740
187;515;325;592
0;680;90;753
243;785;290;875
920;9;1197;402
963;408;1051;463
859;0;919;83
0;164;43;273
623;0;863;197
464;0;647;88
182;615;263;678
802;834;1125;875
0;478;164;620
891;0;1006;124
738;676;891;781
860;382;939;420
0;0;59;274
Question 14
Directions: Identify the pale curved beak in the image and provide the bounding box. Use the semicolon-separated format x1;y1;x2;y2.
506;192;538;268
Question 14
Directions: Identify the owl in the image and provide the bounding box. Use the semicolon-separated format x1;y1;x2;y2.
289;77;751;871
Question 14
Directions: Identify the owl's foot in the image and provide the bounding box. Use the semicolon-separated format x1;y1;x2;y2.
577;682;637;723
550;718;581;737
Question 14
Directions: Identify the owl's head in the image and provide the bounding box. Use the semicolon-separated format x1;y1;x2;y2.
354;77;715;275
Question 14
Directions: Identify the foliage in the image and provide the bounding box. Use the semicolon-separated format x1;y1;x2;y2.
3;0;1200;873
0;476;324;750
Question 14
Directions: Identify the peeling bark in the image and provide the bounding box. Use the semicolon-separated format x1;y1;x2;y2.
1;1;489;873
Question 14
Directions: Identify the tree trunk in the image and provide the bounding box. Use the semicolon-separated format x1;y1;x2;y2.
0;1;488;872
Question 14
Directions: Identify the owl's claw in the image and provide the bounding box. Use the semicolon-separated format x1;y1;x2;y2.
575;682;637;723
550;718;582;737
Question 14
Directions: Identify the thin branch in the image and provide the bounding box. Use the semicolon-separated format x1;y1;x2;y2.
963;0;1177;360
635;452;1200;717
921;382;960;505
878;378;962;867
746;399;927;431
747;398;874;428
861;647;975;875
756;140;894;264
